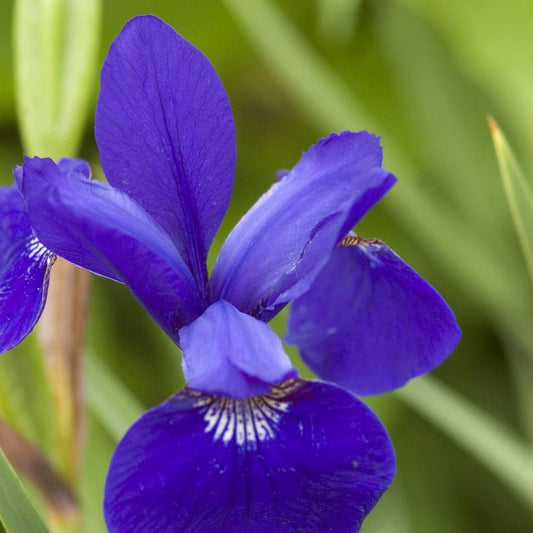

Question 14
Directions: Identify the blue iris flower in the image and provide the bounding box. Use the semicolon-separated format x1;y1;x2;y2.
0;15;460;533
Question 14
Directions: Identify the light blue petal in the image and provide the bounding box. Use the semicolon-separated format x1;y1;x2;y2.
180;300;295;398
211;131;396;321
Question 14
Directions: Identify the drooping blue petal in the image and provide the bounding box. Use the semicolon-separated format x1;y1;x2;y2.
180;300;296;398
95;15;236;293
211;131;396;322
19;156;205;341
0;185;54;352
104;379;395;533
287;238;461;395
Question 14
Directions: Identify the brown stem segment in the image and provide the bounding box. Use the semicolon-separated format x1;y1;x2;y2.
37;258;91;485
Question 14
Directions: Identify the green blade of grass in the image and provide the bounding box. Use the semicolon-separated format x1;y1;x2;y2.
489;116;533;288
0;448;50;533
397;376;533;509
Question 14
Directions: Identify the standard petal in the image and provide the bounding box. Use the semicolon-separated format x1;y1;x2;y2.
95;15;236;292
19;156;205;341
0;185;54;351
179;300;296;398
104;379;395;533
211;131;396;321
287;239;461;395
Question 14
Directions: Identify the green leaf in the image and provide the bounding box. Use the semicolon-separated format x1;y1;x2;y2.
489;116;533;289
0;448;50;533
397;376;533;508
13;0;102;158
86;355;144;442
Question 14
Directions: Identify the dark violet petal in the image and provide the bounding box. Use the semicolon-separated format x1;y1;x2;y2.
287;240;461;395
179;300;295;398
104;379;395;533
0;185;54;352
20;156;205;341
95;15;236;292
211;131;396;321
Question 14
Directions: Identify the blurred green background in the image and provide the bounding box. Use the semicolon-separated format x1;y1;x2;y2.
1;0;533;532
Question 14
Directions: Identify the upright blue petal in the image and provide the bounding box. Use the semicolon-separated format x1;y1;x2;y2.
180;300;296;398
104;380;395;533
287;238;461;395
0;185;54;352
19;156;205;342
211;131;396;321
95;15;236;293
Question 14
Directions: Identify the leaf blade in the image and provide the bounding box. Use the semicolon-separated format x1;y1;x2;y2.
489;116;533;288
0;448;50;533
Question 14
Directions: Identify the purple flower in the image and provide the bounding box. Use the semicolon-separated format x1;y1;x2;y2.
0;15;460;533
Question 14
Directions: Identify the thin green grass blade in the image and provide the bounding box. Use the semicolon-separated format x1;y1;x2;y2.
86;356;144;442
489;116;533;288
0;448;50;533
397;376;533;509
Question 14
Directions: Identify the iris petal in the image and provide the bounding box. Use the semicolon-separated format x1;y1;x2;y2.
211;131;396;321
57;158;91;179
180;300;296;398
104;379;395;533
19;156;205;342
287;239;461;395
0;185;54;352
95;15;236;293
